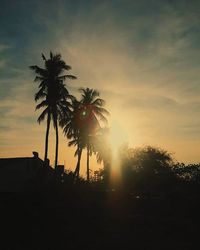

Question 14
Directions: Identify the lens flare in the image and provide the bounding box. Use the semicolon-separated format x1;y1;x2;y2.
109;120;128;156
109;120;128;187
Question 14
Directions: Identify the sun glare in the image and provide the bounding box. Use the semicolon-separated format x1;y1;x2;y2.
109;120;128;156
108;120;128;187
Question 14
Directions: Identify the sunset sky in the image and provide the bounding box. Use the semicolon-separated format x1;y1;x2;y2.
0;0;200;175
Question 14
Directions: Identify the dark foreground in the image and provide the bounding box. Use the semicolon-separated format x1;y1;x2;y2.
1;187;199;250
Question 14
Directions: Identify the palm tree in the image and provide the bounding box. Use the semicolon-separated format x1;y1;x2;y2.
68;135;85;181
62;97;86;181
79;88;109;181
30;52;76;167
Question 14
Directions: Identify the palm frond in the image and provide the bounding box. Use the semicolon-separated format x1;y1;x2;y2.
35;100;48;110
58;75;77;81
68;139;78;147
35;86;46;101
34;76;44;82
37;108;48;124
63;64;72;70
91;98;105;107
38;80;47;88
94;111;108;124
50;51;53;60
42;53;46;61
29;65;47;76
91;89;100;99
94;107;110;116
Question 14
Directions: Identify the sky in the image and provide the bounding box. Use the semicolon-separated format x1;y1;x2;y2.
0;0;200;175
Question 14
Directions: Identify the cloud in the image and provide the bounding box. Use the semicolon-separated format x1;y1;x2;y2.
0;81;40;143
0;44;11;69
0;59;7;69
0;0;200;164
124;95;179;110
0;43;11;52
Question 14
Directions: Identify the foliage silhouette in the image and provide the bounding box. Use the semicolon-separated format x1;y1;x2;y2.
107;145;178;192
172;162;200;183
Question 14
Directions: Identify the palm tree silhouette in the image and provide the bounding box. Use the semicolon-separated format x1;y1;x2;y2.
30;52;76;167
62;97;85;180
79;88;109;181
68;135;85;181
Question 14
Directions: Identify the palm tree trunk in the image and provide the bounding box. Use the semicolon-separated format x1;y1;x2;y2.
87;144;90;182
55;119;59;168
74;147;82;181
44;111;50;164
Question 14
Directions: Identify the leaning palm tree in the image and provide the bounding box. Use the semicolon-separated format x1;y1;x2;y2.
79;88;109;181
62;97;86;180
30;52;76;167
68;135;85;181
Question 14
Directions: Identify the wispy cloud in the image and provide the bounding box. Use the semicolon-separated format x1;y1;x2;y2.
0;43;11;52
0;0;200;164
0;43;11;69
0;59;7;69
